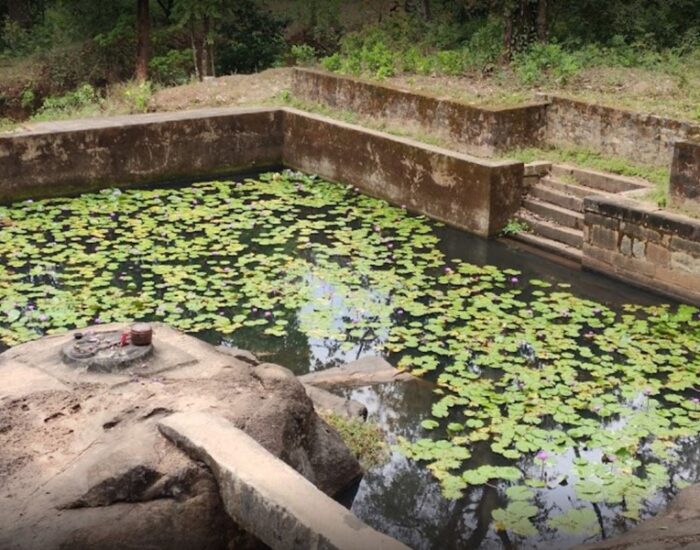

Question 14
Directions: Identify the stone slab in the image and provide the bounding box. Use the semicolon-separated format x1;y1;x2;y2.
158;412;409;550
299;356;415;388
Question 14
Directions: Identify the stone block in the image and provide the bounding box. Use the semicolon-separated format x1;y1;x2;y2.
670;140;700;216
632;239;646;259
587;225;619;251
620;235;633;256
159;412;409;550
646;242;671;266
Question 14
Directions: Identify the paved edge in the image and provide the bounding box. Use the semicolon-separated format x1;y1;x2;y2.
158;412;410;550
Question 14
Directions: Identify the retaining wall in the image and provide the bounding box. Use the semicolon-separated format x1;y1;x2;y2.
583;196;700;305
291;68;548;157
0;108;284;202
543;95;700;167
670;140;700;216
283;109;523;236
292;69;700;172
0;107;523;238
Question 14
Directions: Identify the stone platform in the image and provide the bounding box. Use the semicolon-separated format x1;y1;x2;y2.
0;323;375;550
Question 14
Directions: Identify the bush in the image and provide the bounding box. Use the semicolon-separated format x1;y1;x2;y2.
214;0;287;74
290;44;317;67
513;43;582;85
120;80;152;113
149;50;192;85
33;83;101;120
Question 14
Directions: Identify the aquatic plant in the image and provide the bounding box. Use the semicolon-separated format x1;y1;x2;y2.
1;170;698;540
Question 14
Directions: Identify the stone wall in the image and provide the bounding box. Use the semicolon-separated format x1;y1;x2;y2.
291;69;700;173
0;108;285;202
543;95;700;167
291;68;548;157
670;140;700;216
0;107;524;238
583;195;700;305
283;109;524;237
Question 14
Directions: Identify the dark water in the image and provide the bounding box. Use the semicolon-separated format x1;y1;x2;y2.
0;172;696;550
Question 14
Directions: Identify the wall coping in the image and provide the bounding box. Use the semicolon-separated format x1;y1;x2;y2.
585;194;700;240
2;106;277;137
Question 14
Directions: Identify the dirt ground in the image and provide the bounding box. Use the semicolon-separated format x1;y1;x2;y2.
149;67;292;112
386;65;700;122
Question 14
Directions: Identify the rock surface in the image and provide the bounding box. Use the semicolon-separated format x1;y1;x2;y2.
579;484;700;550
159;412;409;550
0;323;363;550
302;384;368;420
299;356;416;387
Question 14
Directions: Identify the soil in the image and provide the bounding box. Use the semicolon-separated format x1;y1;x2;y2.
385;65;700;122
149;68;292;112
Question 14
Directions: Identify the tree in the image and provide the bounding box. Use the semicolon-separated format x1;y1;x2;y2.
503;0;548;59
173;0;221;80
135;0;150;80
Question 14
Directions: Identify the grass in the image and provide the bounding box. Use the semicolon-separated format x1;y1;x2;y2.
320;411;389;469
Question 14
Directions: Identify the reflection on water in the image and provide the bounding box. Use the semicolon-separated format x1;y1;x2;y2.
340;382;700;550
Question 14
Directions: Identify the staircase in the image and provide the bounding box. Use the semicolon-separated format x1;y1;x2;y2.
509;164;651;263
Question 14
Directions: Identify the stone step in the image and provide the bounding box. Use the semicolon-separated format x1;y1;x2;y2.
517;210;583;249
551;164;650;194
523;197;584;230
531;180;585;211
508;231;583;264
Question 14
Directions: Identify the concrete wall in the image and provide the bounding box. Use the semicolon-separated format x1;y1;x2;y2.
291;68;548;157
670;140;700;216
283;109;524;237
543;95;700;167
0;107;524;238
583;195;700;305
292;69;700;173
0;108;285;202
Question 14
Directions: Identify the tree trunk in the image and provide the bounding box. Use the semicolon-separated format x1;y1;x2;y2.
537;0;548;42
201;16;210;78
7;0;33;27
135;0;150;81
503;0;543;60
422;0;431;21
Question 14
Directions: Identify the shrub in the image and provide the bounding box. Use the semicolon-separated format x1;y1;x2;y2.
290;44;317;67
513;43;582;85
149;50;192;85
214;0;287;74
33;83;101;120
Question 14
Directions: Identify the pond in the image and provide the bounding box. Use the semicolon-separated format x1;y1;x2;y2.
1;170;699;549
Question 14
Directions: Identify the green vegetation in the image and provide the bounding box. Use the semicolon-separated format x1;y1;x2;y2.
1;1;699;123
499;218;529;237
321;412;389;469
1;170;699;540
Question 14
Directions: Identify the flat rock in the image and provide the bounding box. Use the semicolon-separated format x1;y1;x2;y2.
299;356;415;387
158;412;409;550
0;323;362;550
